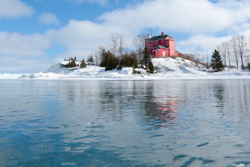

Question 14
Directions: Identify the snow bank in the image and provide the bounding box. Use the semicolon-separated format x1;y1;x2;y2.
0;73;23;79
19;66;150;80
2;57;250;80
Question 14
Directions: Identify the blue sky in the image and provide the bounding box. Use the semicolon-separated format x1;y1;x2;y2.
1;0;250;73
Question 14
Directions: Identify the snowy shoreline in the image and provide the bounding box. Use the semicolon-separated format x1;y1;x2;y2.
1;72;250;80
1;58;250;80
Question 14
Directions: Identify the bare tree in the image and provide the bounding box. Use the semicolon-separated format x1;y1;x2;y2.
110;34;119;56
215;35;249;70
191;53;205;67
118;34;125;58
224;41;231;68
236;35;248;70
218;43;228;67
109;33;125;58
206;52;210;69
218;41;234;68
231;36;239;69
132;34;146;60
93;46;106;65
92;50;98;65
247;38;250;64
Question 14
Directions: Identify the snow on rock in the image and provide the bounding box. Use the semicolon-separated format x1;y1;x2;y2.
46;63;61;73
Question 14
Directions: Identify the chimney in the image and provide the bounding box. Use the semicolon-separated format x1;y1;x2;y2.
161;32;164;36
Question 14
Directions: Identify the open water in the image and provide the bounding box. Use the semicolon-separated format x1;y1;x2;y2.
1;79;250;167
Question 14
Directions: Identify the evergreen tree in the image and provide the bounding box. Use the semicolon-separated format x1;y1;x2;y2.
120;53;138;68
148;61;154;74
80;59;86;68
87;55;94;62
100;48;107;67
143;45;150;66
247;63;250;71
103;51;119;71
60;57;76;68
68;57;76;68
132;53;138;68
210;49;224;72
133;63;136;73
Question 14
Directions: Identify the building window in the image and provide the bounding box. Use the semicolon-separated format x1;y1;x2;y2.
167;41;169;46
151;42;153;45
155;41;157;45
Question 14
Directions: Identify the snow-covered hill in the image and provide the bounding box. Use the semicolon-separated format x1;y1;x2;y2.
1;57;250;80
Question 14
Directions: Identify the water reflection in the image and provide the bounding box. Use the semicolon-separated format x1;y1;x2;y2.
213;83;225;110
210;80;250;122
145;96;179;130
1;80;250;166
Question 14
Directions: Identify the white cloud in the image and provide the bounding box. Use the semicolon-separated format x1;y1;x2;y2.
98;0;250;34
0;0;34;18
0;32;51;56
0;56;50;73
48;19;132;61
67;0;109;6
45;0;250;62
0;32;52;73
38;13;60;26
177;34;232;53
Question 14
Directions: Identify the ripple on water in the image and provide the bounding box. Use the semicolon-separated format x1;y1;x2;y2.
178;157;215;167
2;80;250;166
237;152;250;155
30;129;46;132
234;144;245;147
60;162;76;166
86;125;105;128
173;154;189;161
196;142;209;147
46;127;60;130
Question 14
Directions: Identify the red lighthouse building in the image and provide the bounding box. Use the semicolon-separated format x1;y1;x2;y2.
145;32;176;58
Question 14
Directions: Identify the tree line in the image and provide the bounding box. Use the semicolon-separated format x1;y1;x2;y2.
88;34;146;66
217;34;250;70
86;33;154;74
174;34;250;71
62;33;154;74
65;32;250;73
